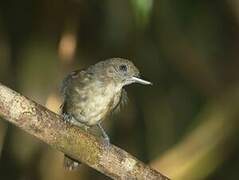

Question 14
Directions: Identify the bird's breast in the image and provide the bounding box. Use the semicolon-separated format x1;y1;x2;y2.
72;82;122;126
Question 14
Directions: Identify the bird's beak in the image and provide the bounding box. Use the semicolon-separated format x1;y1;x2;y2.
131;77;152;85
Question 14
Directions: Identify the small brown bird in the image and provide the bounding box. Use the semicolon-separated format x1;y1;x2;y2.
60;58;152;170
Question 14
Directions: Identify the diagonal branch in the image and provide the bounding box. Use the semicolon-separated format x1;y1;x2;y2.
0;83;169;180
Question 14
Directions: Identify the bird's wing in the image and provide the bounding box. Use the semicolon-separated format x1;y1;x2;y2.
60;70;82;97
60;69;86;113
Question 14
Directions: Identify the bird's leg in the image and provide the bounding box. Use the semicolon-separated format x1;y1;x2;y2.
97;123;110;147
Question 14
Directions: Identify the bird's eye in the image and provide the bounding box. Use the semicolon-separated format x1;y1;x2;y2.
119;64;127;72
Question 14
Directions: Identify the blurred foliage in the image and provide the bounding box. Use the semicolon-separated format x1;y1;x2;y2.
130;0;153;28
0;0;239;180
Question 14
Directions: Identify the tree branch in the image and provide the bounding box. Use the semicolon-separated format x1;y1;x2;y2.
0;83;169;180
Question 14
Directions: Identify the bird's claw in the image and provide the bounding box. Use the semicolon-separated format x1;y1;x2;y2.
62;113;74;124
102;136;110;148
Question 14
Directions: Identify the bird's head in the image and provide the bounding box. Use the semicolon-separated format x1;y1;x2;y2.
92;58;152;87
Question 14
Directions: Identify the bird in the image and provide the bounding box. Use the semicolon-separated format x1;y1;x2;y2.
60;57;152;170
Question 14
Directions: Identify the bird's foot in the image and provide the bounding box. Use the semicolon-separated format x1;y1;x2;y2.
62;113;89;131
102;136;110;148
62;113;75;124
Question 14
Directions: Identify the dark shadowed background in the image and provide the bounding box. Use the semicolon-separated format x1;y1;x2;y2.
0;0;239;179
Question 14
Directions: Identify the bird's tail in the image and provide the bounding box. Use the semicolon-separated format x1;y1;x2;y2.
64;155;81;170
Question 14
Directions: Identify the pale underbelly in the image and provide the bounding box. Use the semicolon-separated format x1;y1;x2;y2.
73;96;115;126
71;84;122;126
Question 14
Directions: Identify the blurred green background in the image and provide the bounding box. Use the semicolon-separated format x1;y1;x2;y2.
0;0;239;179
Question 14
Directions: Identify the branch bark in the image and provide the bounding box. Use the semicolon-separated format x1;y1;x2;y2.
0;83;169;180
